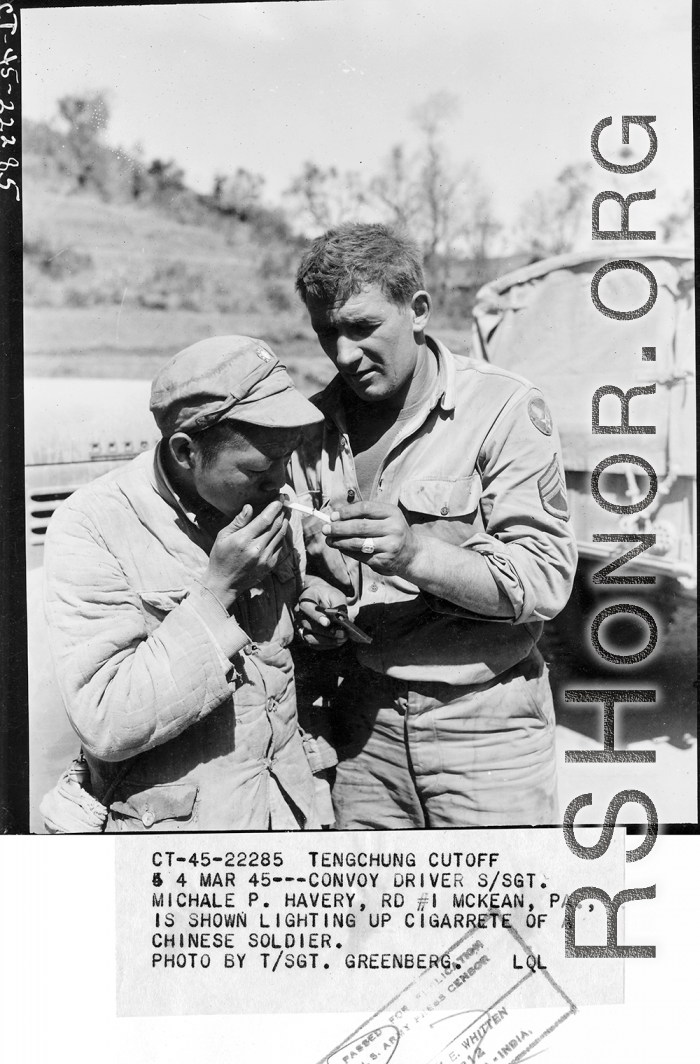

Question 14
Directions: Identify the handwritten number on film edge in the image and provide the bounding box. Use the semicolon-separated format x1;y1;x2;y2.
0;4;19;200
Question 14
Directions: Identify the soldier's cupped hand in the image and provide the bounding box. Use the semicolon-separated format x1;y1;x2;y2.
203;500;288;606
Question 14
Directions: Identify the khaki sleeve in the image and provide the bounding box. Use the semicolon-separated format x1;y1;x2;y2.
468;386;578;623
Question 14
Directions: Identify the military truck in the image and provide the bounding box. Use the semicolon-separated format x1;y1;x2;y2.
471;248;696;635
25;377;159;570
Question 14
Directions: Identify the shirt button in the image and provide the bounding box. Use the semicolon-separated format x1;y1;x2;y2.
141;810;155;828
370;582;379;592
347;488;356;502
440;505;450;516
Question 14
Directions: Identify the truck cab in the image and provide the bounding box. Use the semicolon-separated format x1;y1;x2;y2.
25;377;159;570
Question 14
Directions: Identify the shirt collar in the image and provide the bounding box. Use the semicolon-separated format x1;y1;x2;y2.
427;335;456;414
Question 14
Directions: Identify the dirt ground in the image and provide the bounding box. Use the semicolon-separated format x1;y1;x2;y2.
23;307;475;395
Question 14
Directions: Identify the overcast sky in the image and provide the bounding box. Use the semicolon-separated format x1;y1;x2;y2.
22;0;693;240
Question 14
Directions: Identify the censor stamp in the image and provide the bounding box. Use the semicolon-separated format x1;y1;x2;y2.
319;919;577;1064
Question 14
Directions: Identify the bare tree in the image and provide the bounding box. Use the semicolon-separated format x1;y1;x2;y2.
57;91;111;194
283;93;501;305
368;144;416;229
514;144;674;260
514;162;594;259
147;158;186;205
284;162;369;233
404;92;499;300
410;92;461;287
212;168;265;220
658;190;693;245
58;92;110;140
465;192;502;272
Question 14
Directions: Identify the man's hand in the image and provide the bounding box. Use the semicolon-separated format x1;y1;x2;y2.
202;500;288;608
324;501;514;619
322;501;419;578
296;579;350;649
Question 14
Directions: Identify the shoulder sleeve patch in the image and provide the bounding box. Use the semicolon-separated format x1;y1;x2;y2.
528;395;553;435
538;454;569;521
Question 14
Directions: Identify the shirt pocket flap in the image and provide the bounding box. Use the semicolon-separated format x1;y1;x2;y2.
137;588;189;612
111;782;198;825
400;474;482;517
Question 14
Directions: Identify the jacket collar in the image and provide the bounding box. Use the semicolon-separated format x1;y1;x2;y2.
152;442;224;539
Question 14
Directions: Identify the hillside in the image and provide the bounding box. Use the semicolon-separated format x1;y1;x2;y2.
23;172;476;395
23;181;325;391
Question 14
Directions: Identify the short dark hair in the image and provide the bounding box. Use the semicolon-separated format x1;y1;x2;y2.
295;223;424;308
189;420;249;470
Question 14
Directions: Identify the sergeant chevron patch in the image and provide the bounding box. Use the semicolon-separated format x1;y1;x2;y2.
538;454;569;520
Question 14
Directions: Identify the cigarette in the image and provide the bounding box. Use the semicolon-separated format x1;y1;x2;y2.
279;496;332;522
